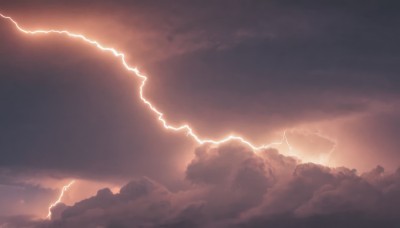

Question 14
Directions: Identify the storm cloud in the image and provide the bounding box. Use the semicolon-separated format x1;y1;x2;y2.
6;143;396;227
0;0;399;227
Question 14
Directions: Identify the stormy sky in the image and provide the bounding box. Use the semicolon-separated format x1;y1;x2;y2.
0;0;399;227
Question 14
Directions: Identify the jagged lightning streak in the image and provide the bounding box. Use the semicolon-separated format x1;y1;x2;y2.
0;13;336;218
46;180;75;219
0;12;293;151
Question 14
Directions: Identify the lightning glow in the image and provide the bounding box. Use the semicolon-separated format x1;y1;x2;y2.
0;12;294;151
0;13;337;219
46;180;75;219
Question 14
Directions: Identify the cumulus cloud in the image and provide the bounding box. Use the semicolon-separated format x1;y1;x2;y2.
44;178;174;227
4;143;393;228
240;164;400;227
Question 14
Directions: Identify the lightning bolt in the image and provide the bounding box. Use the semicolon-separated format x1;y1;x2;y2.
0;13;337;218
0;12;290;151
46;180;75;219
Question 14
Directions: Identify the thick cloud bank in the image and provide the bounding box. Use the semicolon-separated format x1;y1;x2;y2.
7;143;395;228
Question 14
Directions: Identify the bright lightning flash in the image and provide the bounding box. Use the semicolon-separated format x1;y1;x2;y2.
0;12;290;151
46;180;75;219
0;13;336;219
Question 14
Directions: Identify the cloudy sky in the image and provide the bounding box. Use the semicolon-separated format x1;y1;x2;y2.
0;0;399;227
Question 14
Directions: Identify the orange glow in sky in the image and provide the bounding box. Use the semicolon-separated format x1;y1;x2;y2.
0;13;296;152
0;13;336;218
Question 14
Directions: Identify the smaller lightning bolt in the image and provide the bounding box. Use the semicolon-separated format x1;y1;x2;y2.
46;180;75;219
313;131;338;165
283;129;338;165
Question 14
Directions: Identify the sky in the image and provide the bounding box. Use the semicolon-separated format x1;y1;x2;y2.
0;0;399;227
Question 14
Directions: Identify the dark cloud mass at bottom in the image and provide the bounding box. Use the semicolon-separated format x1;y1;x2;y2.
2;143;398;228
